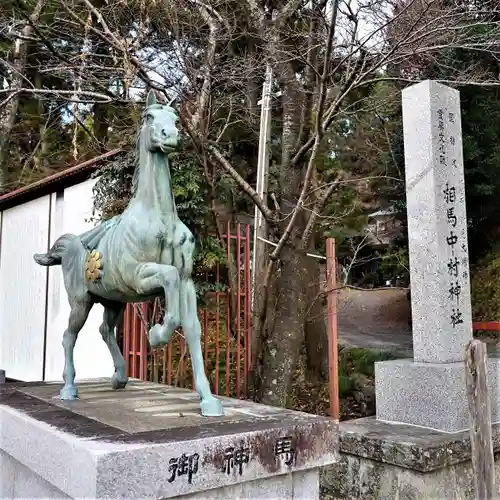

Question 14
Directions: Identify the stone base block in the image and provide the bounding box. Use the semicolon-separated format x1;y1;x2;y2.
0;379;338;499
375;358;500;432
0;447;318;500
321;417;500;500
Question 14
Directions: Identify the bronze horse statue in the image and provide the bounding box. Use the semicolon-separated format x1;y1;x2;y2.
34;91;224;416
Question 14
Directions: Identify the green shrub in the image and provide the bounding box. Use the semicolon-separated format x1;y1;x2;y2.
339;346;395;378
336;346;395;398
338;364;354;398
471;250;500;322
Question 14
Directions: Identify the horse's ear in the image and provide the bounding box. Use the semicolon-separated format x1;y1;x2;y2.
146;89;157;107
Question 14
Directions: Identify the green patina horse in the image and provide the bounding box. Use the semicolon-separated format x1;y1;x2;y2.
34;90;223;417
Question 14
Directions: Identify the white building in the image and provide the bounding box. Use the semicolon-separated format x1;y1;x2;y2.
366;206;402;247
0;150;124;382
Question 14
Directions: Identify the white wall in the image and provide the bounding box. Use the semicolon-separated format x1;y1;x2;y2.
44;178;114;382
0;196;51;381
0;177;116;383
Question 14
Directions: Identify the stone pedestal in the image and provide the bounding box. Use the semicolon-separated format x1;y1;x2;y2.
0;379;338;499
375;358;500;432
322;417;500;499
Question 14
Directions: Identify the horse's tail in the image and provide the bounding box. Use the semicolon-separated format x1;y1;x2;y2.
34;234;76;266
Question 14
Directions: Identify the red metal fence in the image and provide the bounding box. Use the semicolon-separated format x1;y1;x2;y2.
119;225;497;418
473;322;500;332
121;223;252;399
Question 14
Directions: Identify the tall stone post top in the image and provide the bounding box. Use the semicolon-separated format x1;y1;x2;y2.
402;79;459;95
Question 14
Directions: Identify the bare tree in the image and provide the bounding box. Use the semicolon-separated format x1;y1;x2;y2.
0;0;47;187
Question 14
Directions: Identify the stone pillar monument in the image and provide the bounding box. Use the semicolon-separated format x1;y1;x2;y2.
403;80;472;363
375;80;500;433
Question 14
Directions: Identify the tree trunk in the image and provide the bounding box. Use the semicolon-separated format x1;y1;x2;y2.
254;35;312;405
304;253;329;382
253;12;332;404
0;0;47;187
257;243;310;407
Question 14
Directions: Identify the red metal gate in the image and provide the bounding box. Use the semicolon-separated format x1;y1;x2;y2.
121;223;251;398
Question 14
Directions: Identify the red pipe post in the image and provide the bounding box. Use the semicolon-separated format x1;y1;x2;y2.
326;238;339;421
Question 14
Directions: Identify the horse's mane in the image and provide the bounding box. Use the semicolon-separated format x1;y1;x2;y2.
130;122;142;199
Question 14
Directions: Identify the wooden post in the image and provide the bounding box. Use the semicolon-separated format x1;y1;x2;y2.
0;369;4;384
465;339;495;500
326;238;339;421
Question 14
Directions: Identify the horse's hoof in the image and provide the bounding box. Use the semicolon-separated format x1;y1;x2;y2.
148;323;164;348
200;396;224;417
60;385;78;400
111;372;128;390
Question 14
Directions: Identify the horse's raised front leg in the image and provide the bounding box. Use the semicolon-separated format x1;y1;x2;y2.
180;277;224;417
60;296;93;400
99;301;128;390
135;263;180;347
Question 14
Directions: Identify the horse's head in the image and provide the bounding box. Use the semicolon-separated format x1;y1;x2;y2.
141;90;179;153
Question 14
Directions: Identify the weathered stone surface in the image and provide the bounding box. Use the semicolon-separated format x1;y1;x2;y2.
319;417;500;499
1;446;318;500
0;449;70;499
322;453;477;500
337;416;500;472
339;417;467;472
0;379;338;499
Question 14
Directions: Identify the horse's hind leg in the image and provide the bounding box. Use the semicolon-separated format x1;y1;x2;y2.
99;301;128;390
180;277;224;417
60;296;93;400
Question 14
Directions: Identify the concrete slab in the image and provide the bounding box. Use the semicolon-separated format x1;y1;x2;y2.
337;416;481;472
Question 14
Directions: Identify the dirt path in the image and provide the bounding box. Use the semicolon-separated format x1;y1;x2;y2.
337;288;413;357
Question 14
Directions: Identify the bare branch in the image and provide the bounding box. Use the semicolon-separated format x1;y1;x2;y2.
0;87;114;104
0;91;21;110
206;143;275;223
244;0;264;26
301;174;342;245
271;0;339;260
0;0;48;181
61;0;170;97
189;1;222;132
